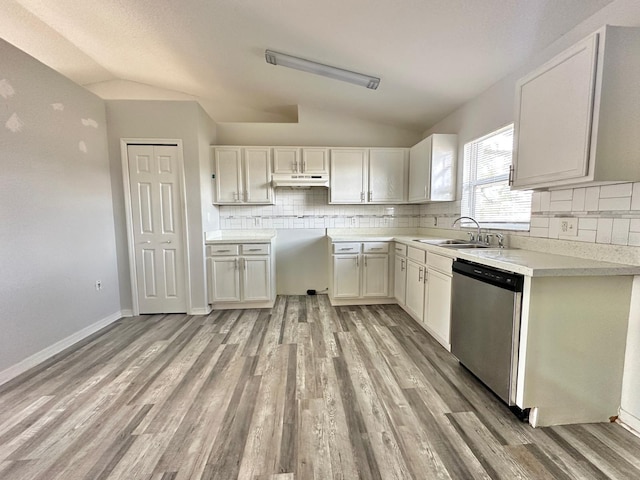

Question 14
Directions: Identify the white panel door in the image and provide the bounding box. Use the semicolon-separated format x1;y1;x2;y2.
211;257;241;302
513;34;598;187
244;147;273;203
214;147;242;203
332;254;361;298
394;256;407;305
408;137;432;202
362;254;389;297
128;144;186;313
369;148;408;203
302;148;329;174
273;147;300;173
330;149;368;203
242;256;271;301
405;260;425;321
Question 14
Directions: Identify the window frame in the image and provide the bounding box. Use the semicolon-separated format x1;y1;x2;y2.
461;124;531;231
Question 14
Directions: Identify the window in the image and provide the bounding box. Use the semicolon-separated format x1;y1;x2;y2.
461;124;531;230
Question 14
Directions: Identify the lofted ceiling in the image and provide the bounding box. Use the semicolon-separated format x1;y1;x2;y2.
0;0;615;131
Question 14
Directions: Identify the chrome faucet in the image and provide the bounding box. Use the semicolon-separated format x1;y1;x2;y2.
452;216;481;243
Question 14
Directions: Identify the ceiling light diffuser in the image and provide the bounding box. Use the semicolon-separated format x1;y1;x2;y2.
265;50;380;90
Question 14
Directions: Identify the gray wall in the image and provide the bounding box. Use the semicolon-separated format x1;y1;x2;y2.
105;100;214;313
0;39;120;374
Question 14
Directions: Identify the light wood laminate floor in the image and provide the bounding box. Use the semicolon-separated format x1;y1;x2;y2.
1;295;639;479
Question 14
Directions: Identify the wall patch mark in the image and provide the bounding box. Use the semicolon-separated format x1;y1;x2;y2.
81;118;98;128
6;113;24;132
78;141;88;153
0;79;16;99
51;103;65;111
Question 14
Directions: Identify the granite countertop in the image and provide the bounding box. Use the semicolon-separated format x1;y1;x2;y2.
205;229;277;244
327;231;640;277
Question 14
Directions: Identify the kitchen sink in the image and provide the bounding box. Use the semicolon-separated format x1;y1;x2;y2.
413;238;469;245
413;238;491;249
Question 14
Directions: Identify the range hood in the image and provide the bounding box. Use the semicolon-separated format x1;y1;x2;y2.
271;173;329;188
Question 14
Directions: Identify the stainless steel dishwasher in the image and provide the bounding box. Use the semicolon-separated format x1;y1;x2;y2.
451;259;524;406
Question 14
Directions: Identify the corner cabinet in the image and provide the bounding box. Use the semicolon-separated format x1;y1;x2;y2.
408;134;457;203
512;26;640;190
206;241;276;309
330;148;408;204
212;146;273;204
329;241;393;305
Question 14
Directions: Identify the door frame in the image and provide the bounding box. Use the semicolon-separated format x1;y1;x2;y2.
120;138;192;316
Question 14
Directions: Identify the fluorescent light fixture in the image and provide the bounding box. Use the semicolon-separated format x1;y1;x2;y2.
265;50;380;90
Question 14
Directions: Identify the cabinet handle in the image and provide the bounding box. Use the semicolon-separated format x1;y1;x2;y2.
364;256;368;267
356;256;359;267
248;248;260;251
217;249;230;252
370;247;382;250
369;191;373;202
302;159;306;172
234;258;238;270
293;160;298;173
401;259;405;271
339;247;352;251
424;185;427;198
508;165;514;186
424;270;428;284
418;267;423;282
360;192;365;202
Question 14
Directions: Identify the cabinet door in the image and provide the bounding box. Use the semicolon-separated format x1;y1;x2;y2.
425;269;452;349
513;34;598;188
368;149;408;203
405;260;425;320
362;254;389;297
332;254;361;298
394;256;407;305
408;137;432;202
330;149;368;203
242;256;271;301
210;257;241;302
430;135;457;201
302;148;329;174
214;147;243;204
273;147;300;173
244;147;273;203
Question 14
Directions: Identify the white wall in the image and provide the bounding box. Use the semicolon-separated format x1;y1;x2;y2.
217;105;421;147
105;100;215;314
0;39;120;377
422;0;640;430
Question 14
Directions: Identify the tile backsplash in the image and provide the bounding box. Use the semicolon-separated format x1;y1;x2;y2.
219;182;640;247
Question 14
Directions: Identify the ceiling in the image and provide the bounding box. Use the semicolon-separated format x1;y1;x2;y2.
1;0;615;131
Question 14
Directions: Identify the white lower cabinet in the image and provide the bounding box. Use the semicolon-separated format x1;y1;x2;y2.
405;259;425;320
206;242;275;309
329;241;392;304
424;254;453;350
394;256;407;305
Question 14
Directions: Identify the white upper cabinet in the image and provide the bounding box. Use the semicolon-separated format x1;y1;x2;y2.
512;26;640;189
273;147;329;174
330;148;368;203
368;149;408;203
213;147;273;204
408;134;457;203
301;148;329;174
330;148;408;204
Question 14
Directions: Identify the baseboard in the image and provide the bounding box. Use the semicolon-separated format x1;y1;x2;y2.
191;305;213;315
619;408;640;437
120;309;134;317
0;310;124;387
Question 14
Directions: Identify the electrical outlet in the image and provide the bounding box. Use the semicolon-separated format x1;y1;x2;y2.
95;280;102;291
559;217;578;236
350;217;357;227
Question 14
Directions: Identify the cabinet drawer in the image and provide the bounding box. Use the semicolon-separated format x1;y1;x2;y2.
394;243;407;256
207;244;239;256
333;242;361;254
407;246;426;263
241;244;270;255
427;252;452;275
363;242;389;254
